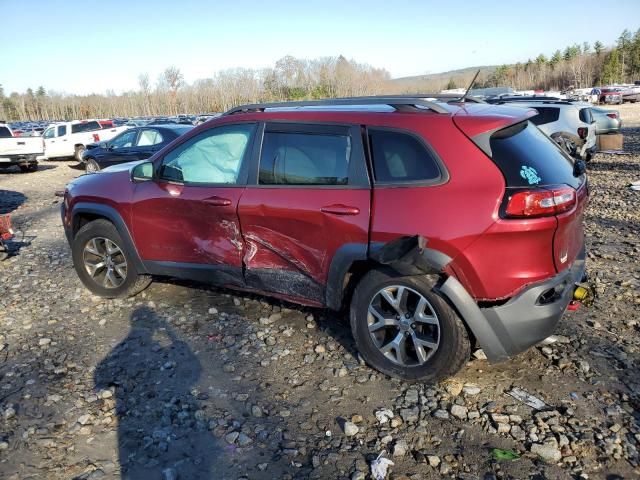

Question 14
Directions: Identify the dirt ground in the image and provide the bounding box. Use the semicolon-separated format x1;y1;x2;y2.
0;108;639;480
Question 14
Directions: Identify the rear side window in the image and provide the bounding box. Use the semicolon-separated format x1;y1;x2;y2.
490;121;580;189
579;108;593;124
71;121;101;134
259;132;350;185
137;129;163;146
529;107;560;126
0;127;11;138
368;129;441;183
58;125;67;136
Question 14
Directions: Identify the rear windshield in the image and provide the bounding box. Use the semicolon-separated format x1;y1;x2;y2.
71;121;101;134
489;121;581;189
0;127;12;138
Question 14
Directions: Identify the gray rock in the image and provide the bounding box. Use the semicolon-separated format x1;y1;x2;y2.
530;443;562;463
393;439;408;457
343;421;359;436
450;405;468;420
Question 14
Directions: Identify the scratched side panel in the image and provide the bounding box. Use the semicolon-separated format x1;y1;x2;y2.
237;188;370;303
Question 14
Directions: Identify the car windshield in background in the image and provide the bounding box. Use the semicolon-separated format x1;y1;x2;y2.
71;121;101;134
490;121;581;189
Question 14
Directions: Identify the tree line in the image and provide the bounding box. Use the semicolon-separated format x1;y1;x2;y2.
1;27;639;122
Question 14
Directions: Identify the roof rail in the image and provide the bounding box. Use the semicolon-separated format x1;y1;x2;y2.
223;94;483;116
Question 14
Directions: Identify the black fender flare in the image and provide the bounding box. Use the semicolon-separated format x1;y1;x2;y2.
71;202;147;274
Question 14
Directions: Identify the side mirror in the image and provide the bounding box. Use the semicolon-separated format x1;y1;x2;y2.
131;162;154;182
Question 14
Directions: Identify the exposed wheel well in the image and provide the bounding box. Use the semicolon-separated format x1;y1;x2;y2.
73;213;109;237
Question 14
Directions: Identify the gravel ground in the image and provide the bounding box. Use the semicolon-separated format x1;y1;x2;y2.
0;126;639;480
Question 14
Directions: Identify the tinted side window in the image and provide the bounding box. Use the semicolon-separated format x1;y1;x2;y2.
368;130;441;183
43;128;55;139
58;125;67;136
579;108;593;124
529;107;560;126
0;127;12;138
259;132;350;185
490;121;580;189
160;124;255;184
110;130;137;149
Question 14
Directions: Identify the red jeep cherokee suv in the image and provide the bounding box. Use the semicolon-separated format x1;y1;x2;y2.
62;96;588;381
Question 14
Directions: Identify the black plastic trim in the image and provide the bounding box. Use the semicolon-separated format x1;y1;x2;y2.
143;260;244;287
326;243;369;310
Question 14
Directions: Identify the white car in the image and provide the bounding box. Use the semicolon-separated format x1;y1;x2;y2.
488;98;597;161
42;120;129;161
0;124;44;172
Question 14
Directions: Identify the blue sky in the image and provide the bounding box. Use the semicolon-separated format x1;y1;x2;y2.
1;0;638;95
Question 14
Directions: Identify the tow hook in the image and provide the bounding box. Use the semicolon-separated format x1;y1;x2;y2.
568;283;595;310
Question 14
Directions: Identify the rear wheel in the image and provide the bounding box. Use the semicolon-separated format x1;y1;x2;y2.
350;269;470;381
74;145;85;162
85;159;100;173
72;219;151;298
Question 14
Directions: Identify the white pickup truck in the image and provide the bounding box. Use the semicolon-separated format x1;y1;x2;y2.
0;124;44;172
42;120;128;161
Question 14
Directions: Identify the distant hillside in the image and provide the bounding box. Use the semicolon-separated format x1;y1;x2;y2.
390;66;497;91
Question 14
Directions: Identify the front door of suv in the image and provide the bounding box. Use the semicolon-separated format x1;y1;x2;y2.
131;123;256;286
238;123;370;305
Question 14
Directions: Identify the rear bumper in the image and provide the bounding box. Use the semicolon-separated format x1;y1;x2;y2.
440;247;586;362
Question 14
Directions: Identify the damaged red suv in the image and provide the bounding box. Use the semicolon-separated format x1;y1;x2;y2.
62;96;588;381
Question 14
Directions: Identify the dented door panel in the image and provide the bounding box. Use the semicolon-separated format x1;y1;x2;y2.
238;188;370;301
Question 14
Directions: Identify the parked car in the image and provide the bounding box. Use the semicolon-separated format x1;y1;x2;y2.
621;85;640;103
486;98;597;161
82;125;193;172
598;88;623;105
0;123;44;172
42;120;129;161
591;107;622;134
62;96;589;381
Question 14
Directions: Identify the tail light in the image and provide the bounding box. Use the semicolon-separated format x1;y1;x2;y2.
606;113;618;119
93;133;100;142
577;127;587;139
505;186;576;218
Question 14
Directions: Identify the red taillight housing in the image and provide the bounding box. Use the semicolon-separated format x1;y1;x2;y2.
577;127;587;139
606;113;618;119
505;186;576;218
93;133;100;142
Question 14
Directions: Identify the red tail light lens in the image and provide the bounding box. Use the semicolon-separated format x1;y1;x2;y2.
606;113;618;119
93;133;100;142
505;186;576;218
577;127;587;139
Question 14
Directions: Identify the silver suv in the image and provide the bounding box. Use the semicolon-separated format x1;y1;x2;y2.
488;98;597;161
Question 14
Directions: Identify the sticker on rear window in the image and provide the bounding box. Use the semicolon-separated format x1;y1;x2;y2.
520;165;541;185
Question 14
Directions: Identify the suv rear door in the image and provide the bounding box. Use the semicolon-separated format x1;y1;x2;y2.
131;123;257;286
237;122;370;305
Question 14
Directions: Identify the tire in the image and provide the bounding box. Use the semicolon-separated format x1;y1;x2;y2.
74;145;85;162
85;159;100;173
19;163;38;173
71;219;151;298
350;269;470;382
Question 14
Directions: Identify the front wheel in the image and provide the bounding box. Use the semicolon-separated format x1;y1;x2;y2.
350;269;470;381
71;219;151;298
74;145;85;162
85;159;100;173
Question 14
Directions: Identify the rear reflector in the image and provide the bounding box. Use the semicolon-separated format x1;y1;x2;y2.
505;186;576;218
606;113;618;119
